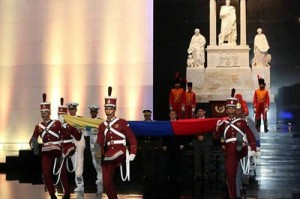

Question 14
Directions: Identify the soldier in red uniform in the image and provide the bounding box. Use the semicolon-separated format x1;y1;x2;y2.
29;94;69;199
213;89;256;199
57;98;82;199
253;77;270;132
169;75;185;119
184;82;196;119
96;87;137;199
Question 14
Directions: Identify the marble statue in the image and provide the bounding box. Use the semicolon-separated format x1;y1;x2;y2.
187;28;206;67
187;54;195;68
218;0;237;45
252;28;270;67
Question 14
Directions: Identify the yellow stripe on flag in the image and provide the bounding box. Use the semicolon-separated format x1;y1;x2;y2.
62;115;104;130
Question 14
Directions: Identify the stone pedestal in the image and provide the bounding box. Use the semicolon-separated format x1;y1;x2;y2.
206;45;250;68
186;67;273;103
186;68;205;102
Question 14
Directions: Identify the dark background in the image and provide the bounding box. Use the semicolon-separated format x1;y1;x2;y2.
153;0;300;123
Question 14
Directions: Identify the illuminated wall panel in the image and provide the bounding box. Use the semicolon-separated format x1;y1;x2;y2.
0;0;153;143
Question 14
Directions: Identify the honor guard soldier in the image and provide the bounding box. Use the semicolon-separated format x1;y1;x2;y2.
57;98;82;199
184;82;196;119
213;89;256;199
29;94;68;199
169;72;185;119
253;76;270;132
85;105;103;195
66;102;86;192
96;87;137;199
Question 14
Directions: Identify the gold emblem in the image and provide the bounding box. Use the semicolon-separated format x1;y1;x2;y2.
236;103;241;109
215;105;225;113
115;124;119;128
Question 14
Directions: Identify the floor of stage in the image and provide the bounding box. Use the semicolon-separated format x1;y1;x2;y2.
1;125;300;199
0;173;260;199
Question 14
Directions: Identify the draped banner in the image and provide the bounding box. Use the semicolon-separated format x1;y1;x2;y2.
63;115;219;136
63;115;103;130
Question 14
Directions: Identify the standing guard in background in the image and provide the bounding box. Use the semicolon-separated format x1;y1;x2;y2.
29;94;68;199
84;105;103;196
192;107;212;182
139;109;160;183
161;110;186;182
169;72;185;119
57;98;82;199
213;89;256;199
253;76;270;132
184;82;196;119
96;87;137;199
66;102;86;192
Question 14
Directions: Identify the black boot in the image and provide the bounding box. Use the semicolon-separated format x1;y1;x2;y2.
255;119;261;132
264;120;269;132
50;194;57;199
62;193;70;199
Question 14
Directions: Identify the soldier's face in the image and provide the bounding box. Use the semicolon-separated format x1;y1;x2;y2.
169;111;177;120
197;109;206;117
226;106;236;115
144;114;151;121
68;109;77;116
90;111;98;119
259;84;265;89
41;111;50;120
105;107;116;118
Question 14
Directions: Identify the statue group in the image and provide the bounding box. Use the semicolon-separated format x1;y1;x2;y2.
187;0;271;68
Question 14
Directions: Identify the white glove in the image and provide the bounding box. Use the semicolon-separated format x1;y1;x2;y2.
192;107;195;113
58;115;65;123
253;108;256;113
181;106;185;112
265;108;269;112
128;154;136;161
248;150;256;157
169;106;173;110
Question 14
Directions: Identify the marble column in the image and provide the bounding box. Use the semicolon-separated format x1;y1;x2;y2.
209;0;217;46
240;0;247;45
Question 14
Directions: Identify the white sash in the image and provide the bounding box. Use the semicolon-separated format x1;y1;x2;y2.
39;120;59;139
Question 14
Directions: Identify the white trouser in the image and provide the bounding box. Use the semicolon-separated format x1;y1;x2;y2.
71;134;85;188
89;134;103;192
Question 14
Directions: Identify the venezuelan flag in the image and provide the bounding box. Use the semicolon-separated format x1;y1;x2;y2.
63;115;219;136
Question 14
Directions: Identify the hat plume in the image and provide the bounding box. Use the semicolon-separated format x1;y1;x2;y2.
60;97;64;106
42;93;47;103
231;88;236;98
108;86;112;97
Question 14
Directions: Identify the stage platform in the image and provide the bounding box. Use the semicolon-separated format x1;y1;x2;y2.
1;128;300;199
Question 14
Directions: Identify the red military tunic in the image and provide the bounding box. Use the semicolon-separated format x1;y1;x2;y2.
253;89;270;120
97;117;137;199
213;118;256;199
60;123;82;157
184;91;196;118
169;88;185;119
31;120;63;196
